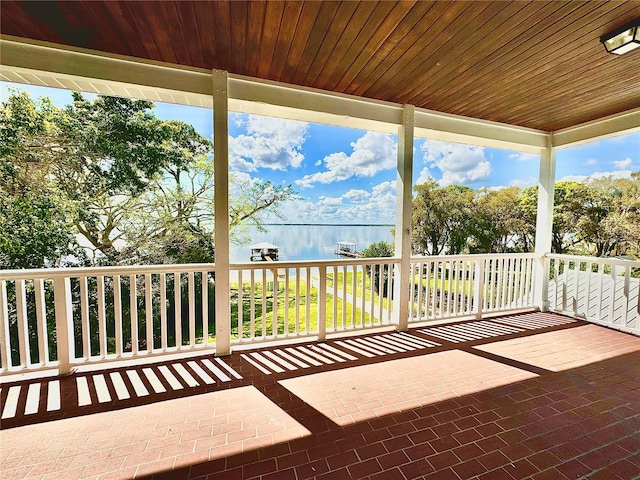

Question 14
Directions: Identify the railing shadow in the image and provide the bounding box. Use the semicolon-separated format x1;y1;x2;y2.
1;311;581;430
3;311;640;480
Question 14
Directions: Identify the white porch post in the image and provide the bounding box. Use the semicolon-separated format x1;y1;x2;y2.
213;69;231;356
53;277;74;375
533;135;556;311
393;105;414;331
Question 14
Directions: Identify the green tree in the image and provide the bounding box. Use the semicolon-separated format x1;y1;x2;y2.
119;161;297;265
470;186;527;253
361;241;394;297
517;185;539;251
0;189;80;268
567;180;618;257
1;91;210;265
1;91;82;268
594;173;640;259
519;182;586;255
1;90;298;267
412;181;474;255
362;240;394;258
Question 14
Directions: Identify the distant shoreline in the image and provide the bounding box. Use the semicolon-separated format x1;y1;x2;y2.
263;223;395;227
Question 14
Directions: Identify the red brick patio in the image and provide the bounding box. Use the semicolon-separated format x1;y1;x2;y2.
1;312;639;480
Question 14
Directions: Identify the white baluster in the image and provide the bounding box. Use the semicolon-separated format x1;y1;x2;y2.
53;276;74;375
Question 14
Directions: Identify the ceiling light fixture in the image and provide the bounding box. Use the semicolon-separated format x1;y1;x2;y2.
601;18;640;55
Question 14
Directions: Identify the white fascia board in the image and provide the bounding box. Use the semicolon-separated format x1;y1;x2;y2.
1;35;555;152
0;36;213;107
227;74;550;151
552;107;640;149
414;108;548;154
227;74;402;134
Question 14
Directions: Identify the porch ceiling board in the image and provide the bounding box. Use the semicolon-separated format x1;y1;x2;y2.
2;1;640;132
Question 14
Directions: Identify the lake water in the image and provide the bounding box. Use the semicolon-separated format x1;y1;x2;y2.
229;224;395;263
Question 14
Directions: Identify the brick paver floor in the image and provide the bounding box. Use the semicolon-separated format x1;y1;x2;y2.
1;312;639;480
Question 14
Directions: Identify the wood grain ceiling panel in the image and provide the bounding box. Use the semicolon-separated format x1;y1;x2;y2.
2;2;61;43
268;1;303;79
445;3;615;105
311;1;375;89
2;0;639;131
301;1;358;86
175;1;204;67
211;1;232;71
279;1;322;82
421;1;577;107
374;0;496;100
331;0;418;93
243;1;265;77
355;1;475;99
290;0;340;84
117;2;163;62
401;1;538;101
100;2;139;56
450;4;640;128
343;1;434;95
324;1;402;92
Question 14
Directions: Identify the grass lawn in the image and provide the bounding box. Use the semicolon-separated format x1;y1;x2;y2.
228;278;372;340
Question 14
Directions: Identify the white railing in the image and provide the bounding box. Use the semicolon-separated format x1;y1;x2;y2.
0;264;216;375
0;257;399;374
0;253;537;375
4;252;637;376
230;257;399;345
409;253;536;322
547;254;640;335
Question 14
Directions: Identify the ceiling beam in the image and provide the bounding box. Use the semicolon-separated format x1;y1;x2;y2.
414;109;548;154
228;73;402;134
0;35;213;107
2;35;635;153
552;107;640;149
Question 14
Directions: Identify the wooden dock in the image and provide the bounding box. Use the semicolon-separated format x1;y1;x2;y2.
335;240;361;258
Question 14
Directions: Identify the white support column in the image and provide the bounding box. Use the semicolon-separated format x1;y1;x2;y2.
393;105;415;331
213;69;231;356
53;277;74;375
533;135;556;311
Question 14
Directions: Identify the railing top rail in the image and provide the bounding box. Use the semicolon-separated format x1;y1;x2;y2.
545;253;640;268
231;257;401;270
0;262;218;281
0;256;404;281
410;252;537;262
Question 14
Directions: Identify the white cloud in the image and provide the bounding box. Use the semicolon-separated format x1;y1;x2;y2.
229;115;308;172
558;174;588;183
613;157;632;170
415;167;434;185
586;159;597;166
590;170;634;180
317;195;343;207
228;171;264;196
343;189;371;203
509;152;539;162
371;181;396;198
230;113;245;127
282;181;397;223
421;140;491;186
558;170;634;183
509;176;537;188
295;132;397;188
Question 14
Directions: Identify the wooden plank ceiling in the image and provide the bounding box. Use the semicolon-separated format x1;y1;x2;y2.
2;0;640;131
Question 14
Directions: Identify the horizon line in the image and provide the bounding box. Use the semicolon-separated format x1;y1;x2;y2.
264;223;395;227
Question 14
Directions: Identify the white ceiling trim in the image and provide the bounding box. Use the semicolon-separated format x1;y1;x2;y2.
2;35;636;152
552;107;640;149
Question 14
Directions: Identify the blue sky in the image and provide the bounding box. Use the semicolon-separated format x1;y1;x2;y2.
3;82;639;225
